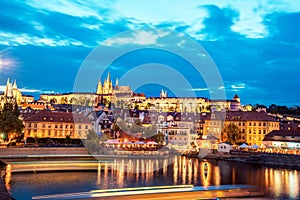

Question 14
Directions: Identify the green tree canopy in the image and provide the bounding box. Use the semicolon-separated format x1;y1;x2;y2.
221;123;240;145
0;102;24;140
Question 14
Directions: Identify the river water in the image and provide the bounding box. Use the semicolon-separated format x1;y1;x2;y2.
5;156;300;200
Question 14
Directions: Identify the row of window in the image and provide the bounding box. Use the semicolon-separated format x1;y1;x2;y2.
27;130;87;138
168;130;187;135
27;123;89;129
248;136;263;141
169;137;187;141
207;121;269;127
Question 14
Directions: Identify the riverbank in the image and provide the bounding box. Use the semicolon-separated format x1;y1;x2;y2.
0;162;13;200
204;151;300;170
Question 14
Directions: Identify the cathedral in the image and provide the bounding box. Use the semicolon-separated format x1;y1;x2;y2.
0;78;22;109
96;72;114;95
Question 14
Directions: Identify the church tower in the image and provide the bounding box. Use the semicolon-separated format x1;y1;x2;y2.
96;80;103;95
103;72;113;94
4;78;13;97
12;79;22;104
233;94;240;102
115;77;119;89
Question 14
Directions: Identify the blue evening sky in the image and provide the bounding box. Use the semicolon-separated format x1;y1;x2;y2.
0;0;299;106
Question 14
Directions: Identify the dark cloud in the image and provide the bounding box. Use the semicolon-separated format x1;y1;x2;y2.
0;0;36;34
264;11;300;43
199;5;241;39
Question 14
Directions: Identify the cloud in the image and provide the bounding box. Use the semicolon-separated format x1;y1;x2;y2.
0;0;299;106
191;88;208;91
231;83;245;89
103;29;170;46
0;32;84;47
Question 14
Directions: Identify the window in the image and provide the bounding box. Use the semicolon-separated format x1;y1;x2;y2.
48;130;51;136
34;123;37;128
48;124;51;128
78;125;82;129
42;124;45;128
55;124;58;128
60;124;63;129
66;124;68;129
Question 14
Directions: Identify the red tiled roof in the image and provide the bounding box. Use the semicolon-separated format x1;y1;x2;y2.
263;130;300;142
24;110;90;124
205;111;277;122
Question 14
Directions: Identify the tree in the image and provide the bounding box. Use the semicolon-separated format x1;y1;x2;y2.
153;131;165;146
0;102;24;140
221;123;240;145
84;130;100;154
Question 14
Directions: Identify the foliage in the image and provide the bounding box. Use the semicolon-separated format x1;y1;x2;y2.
152;131;165;145
0;102;24;140
250;103;300;115
84;129;100;154
221;123;240;145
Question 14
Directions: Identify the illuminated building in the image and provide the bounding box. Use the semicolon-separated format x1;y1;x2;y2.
202;111;280;146
0;78;22;109
161;113;198;149
262;130;300;149
0;78;36;110
40;72;133;107
23;110;92;141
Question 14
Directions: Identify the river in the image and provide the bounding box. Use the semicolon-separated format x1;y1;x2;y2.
5;156;300;200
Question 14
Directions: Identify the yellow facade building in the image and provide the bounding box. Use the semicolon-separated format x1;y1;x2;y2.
202;111;280;146
23;111;92;141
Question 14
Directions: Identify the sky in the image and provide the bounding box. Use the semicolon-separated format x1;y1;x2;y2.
0;0;299;106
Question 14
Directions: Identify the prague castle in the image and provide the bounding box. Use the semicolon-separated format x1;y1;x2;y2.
2;73;244;113
0;78;24;109
39;72;133;107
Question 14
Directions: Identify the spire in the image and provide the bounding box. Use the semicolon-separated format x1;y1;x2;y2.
96;80;102;94
115;77;119;87
13;79;17;88
107;71;111;82
4;77;12;97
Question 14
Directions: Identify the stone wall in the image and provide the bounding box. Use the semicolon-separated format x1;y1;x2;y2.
0;147;89;157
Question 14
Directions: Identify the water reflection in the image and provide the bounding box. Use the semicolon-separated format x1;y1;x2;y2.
4;157;300;200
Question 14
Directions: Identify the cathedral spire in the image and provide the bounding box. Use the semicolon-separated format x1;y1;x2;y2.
96;80;103;94
4;77;12;97
115;77;119;87
13;79;17;88
107;71;111;82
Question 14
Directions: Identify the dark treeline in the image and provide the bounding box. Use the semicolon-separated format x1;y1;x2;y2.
252;104;300;115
